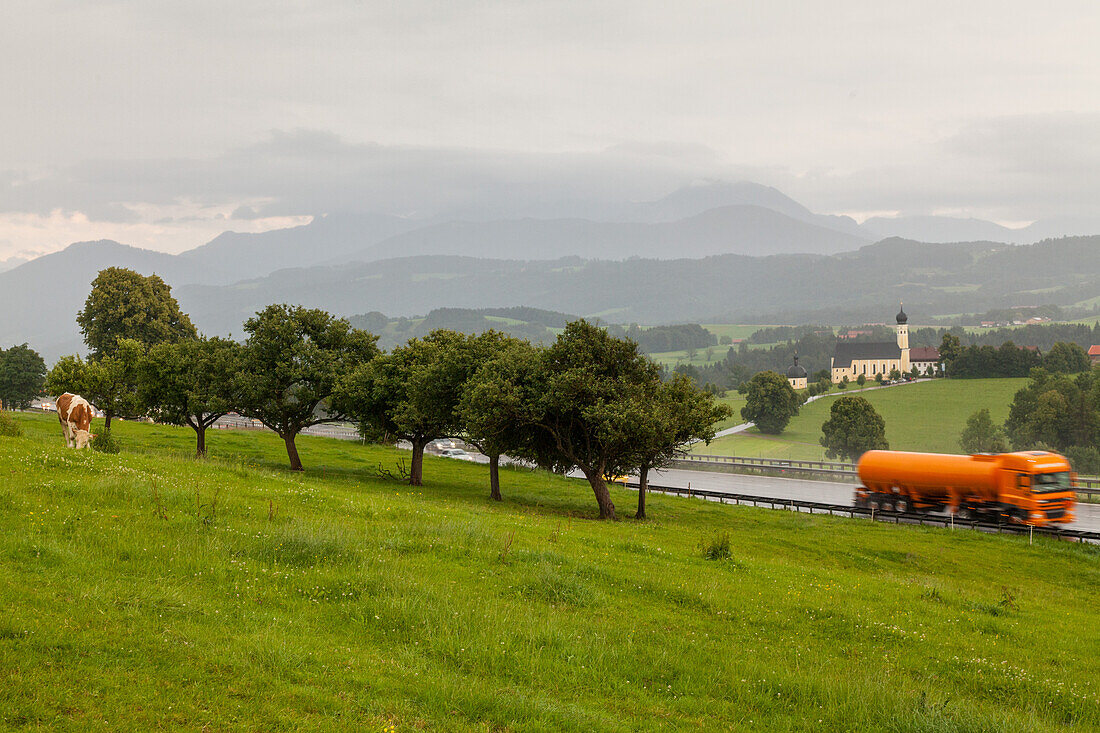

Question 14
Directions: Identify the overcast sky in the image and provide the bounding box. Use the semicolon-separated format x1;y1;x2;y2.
2;0;1098;259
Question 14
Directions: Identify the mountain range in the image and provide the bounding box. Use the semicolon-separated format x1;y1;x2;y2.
2;180;1097;361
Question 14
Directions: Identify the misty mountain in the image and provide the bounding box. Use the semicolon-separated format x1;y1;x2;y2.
864;214;1100;244
169;236;1098;344
0;255;29;274
0;240;220;359
334;204;870;264
6;236;1097;363
624;181;868;238
179;212;424;283
863;216;1027;244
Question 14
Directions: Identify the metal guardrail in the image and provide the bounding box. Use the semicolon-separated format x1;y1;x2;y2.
213;416;361;441
633;482;1100;543
675;453;1100;497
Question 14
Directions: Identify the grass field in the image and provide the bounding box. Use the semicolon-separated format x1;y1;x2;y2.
696;378;1027;460
3;411;1099;731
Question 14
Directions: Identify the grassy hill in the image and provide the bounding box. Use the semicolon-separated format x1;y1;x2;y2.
2;412;1098;730
696;378;1027;460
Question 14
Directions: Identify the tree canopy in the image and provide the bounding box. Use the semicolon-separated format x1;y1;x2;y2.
77;267;197;358
820;395;889;462
0;343;47;410
958;408;1008;454
739;370;802;434
334;330;482;486
627;374;731;519
521;320;661;520
236;304;378;471
1004;368;1099;455
140;337;242;457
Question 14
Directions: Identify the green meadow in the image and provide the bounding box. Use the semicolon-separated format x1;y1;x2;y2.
695;378;1027;461
2;411;1099;731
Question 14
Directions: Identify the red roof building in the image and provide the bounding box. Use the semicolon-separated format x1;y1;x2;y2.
1089;345;1100;364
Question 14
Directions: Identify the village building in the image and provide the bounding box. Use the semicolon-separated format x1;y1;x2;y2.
909;346;941;376
1089;345;1100;365
830;305;927;383
786;354;808;389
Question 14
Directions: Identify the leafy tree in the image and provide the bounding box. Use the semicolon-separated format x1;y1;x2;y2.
237;305;378;471
938;333;962;375
520;320;661;520
856;374;866;389
909;365;920;379
140;337;241;457
1005;368;1098;452
740;370;802;434
628;375;730;519
77;268;197;358
1043;342;1090;374
838;376;848;390
820;396;889;461
334;330;473;486
45;339;147;432
959;408;1007;454
889;368;901;381
0;343;47;410
458;334;539;500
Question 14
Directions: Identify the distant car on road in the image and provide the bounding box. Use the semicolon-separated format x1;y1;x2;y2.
440;448;475;461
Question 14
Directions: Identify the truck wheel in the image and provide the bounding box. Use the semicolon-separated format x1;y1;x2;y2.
896;499;908;513
881;497;895;513
956;507;973;521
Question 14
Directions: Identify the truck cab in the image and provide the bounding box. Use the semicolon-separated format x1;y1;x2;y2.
998;452;1076;525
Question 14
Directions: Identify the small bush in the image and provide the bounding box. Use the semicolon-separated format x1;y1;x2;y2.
0;412;22;438
701;531;731;561
91;431;121;454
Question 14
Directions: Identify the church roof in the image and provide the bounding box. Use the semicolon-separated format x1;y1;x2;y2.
832;341;901;368
786;359;807;378
896;304;908;324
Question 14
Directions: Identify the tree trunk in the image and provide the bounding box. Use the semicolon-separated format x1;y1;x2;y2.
635;465;649;519
582;466;617;520
409;439;426;486
488;453;502;501
283;432;303;471
104;410;113;433
195;425;207;459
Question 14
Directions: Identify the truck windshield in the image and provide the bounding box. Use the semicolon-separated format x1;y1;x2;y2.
1032;472;1071;494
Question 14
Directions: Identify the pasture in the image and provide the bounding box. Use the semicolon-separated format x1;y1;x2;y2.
2;410;1099;731
696;378;1027;461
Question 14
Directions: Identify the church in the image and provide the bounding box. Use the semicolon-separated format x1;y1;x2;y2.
830;305;911;384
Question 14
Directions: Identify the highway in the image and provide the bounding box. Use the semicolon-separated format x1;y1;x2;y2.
646;466;1100;533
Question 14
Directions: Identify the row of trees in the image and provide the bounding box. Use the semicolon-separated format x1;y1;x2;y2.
957;366;1100;473
938;335;1091;378
46;268;731;520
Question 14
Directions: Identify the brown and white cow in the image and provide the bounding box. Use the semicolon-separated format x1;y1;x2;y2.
56;393;94;449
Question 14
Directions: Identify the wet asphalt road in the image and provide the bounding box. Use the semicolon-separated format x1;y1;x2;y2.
646;466;1100;532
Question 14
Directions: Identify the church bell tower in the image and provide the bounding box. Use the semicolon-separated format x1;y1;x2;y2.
896;302;910;372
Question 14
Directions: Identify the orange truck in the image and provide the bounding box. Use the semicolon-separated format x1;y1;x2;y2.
855;450;1076;526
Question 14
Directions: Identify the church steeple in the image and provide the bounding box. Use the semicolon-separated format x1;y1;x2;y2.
896;301;910;369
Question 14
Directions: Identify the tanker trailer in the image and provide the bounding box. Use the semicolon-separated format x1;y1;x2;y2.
855;450;1076;526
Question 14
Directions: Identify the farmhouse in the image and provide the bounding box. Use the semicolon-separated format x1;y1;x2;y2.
1089;345;1100;365
831;305;914;383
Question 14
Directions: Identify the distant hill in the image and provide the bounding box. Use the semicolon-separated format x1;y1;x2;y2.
0;255;29;274
0;240;219;359
179;212;424;283
864;214;1100;244
166;236;1100;340
335;205;870;264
